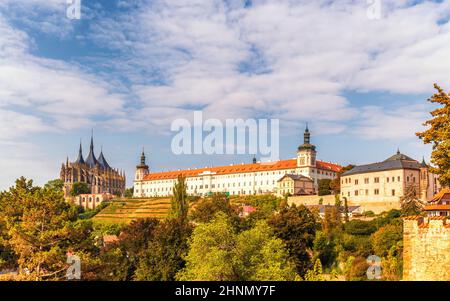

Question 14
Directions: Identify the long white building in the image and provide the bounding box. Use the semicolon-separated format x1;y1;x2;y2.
133;127;341;197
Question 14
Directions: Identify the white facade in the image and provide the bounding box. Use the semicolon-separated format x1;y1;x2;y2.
133;128;341;198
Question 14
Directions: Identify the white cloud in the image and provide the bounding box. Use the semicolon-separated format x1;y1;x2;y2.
352;104;429;140
86;0;450;137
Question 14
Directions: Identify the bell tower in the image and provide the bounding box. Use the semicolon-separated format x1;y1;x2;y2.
135;148;149;181
297;124;317;168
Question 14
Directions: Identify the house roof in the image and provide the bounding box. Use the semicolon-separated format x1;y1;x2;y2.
142;159;342;181
342;150;423;176
278;174;313;182
424;204;450;211
429;189;450;204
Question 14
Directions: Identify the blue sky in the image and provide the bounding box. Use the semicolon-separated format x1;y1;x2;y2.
0;0;450;190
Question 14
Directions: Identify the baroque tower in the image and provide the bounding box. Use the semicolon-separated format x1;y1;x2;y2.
297;124;317;168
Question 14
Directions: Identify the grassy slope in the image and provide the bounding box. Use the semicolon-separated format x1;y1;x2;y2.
93;198;172;224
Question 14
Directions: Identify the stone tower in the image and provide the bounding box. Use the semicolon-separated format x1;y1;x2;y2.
297;124;317;168
135;148;149;181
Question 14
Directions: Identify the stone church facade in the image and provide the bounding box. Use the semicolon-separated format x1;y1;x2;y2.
60;134;126;197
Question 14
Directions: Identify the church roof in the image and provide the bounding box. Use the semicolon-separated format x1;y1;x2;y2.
85;134;98;167
342;150;423;176
97;150;111;170
142;159;341;181
74;141;85;164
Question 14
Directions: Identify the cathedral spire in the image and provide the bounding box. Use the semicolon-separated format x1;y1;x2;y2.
75;139;85;164
85;130;98;167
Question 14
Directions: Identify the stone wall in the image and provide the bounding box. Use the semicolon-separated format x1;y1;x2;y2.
403;216;450;281
288;194;336;206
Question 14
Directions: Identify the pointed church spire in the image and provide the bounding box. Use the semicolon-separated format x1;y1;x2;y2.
75;139;85;164
85;130;98;167
397;147;401;155
252;155;257;164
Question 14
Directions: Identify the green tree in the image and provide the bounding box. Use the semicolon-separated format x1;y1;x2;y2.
416;84;450;186
176;212;237;281
268;204;317;276
170;175;189;220
370;223;403;258
400;185;424;216
44;179;64;192
318;179;332;196
70;182;90;196
189;193;238;224
233;221;297;281
134;218;192;281
0;178;97;280
177;213;297;281
124;187;134;198
304;258;324;281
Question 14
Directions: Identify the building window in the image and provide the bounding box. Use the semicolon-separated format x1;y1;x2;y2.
354;190;359;196
365;189;369;195
387;177;389;183
374;189;379;195
374;177;379;183
398;176;401;182
355;179;359;185
392;189;395;196
364;178;369;184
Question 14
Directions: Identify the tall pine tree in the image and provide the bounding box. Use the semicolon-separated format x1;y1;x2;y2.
170;175;189;220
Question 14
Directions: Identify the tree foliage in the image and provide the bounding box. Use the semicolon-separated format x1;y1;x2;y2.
177;213;297;281
268;204;317;276
170;175;189;220
70;182;90;196
416;84;450;186
0;177;98;280
400;185;424;216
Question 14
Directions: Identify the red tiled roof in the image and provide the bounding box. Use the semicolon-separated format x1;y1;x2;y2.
424;205;450;211
142;159;342;181
430;189;450;203
242;205;257;213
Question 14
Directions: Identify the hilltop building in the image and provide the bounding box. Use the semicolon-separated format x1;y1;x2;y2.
133;127;341;197
60;134;126;198
341;151;440;213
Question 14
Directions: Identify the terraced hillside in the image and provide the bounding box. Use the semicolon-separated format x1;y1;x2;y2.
93;198;172;224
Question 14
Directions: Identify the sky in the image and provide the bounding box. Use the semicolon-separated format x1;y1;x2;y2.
0;0;449;190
